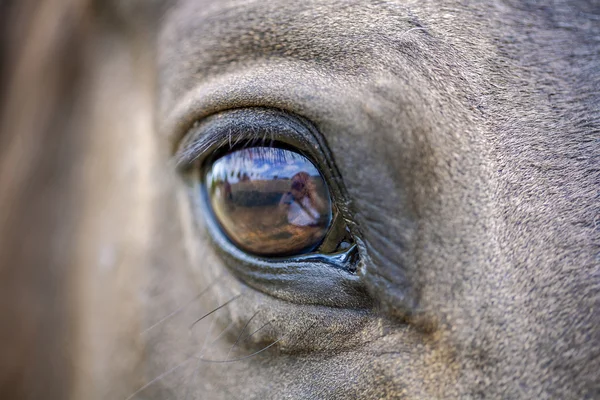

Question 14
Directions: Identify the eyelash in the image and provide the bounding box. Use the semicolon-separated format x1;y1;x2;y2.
174;108;371;308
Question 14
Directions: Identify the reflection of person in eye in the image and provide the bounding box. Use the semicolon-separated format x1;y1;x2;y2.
280;171;324;227
223;180;233;202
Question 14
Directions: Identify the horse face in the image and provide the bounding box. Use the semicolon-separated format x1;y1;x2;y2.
137;2;598;397
2;1;598;399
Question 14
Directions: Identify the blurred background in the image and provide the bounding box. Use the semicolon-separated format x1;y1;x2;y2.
0;1;90;398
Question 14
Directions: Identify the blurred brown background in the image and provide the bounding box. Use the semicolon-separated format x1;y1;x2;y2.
0;1;90;398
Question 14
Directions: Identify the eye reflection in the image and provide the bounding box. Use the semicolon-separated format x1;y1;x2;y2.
206;147;333;256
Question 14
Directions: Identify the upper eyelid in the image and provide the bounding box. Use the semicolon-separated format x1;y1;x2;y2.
174;108;324;171
158;60;355;148
159;72;297;150
174;107;356;232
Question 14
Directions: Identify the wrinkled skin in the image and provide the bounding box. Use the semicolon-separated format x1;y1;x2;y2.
1;0;599;399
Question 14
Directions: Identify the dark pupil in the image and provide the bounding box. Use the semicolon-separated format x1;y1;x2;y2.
206;147;333;256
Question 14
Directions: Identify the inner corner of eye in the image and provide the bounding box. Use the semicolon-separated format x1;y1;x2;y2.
203;146;334;257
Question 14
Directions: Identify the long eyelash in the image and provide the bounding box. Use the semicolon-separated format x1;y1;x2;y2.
177;117;297;169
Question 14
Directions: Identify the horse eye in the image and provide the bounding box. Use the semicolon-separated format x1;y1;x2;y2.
177;109;363;306
205;146;333;256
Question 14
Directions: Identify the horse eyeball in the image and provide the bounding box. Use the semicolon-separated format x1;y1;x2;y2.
205;147;333;256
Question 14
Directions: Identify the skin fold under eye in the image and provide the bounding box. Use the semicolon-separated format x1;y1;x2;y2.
206;147;333;256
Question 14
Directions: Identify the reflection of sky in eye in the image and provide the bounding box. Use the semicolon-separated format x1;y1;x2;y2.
209;147;320;184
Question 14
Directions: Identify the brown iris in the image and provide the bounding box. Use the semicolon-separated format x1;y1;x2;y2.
206;147;333;256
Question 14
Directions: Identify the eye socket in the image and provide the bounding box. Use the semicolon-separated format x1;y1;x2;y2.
206;146;333;256
175;108;370;308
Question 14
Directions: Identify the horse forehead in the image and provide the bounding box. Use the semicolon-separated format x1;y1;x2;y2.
157;0;423;117
157;0;599;145
158;0;599;95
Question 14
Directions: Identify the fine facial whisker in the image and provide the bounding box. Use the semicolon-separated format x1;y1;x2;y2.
186;357;203;400
141;274;224;335
238;320;273;345
124;354;197;400
195;336;284;364
126;306;241;400
197;321;318;364
226;309;262;361
189;293;242;331
184;319;237;400
206;319;238;354
197;312;217;356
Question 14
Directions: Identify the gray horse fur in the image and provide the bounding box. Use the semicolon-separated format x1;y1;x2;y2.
0;0;598;399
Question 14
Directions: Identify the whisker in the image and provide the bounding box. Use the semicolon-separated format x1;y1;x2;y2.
206;319;237;353
141;274;224;335
189;293;242;330
128;317;319;399
197;312;217;355
124;354;196;400
226;309;262;361
238;320;273;344
185;319;237;400
198;321;318;364
128;290;240;400
186;357;203;400
195;337;284;364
